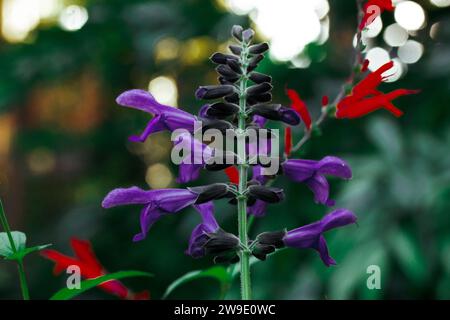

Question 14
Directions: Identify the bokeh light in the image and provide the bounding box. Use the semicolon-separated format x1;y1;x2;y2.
363;16;383;38
366;47;391;71
148;76;178;107
222;0;330;62
394;1;426;31
383;23;409;47
59;5;88;32
145;163;173;189
383;58;405;83
398;40;424;64
430;0;450;8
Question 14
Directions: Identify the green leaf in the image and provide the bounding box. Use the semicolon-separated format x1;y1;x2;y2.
0;231;26;257
163;266;232;299
5;244;52;261
49;270;153;300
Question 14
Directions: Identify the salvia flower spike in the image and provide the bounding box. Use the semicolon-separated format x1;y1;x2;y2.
104;24;365;301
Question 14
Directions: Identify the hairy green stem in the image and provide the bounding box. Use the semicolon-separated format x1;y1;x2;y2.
237;44;251;300
0;199;30;300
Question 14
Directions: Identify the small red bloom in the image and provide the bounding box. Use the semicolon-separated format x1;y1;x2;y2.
225;166;239;184
361;59;370;72
321;95;329;108
284;127;292;157
336;61;419;119
41;238;149;300
359;0;395;31
286;89;312;130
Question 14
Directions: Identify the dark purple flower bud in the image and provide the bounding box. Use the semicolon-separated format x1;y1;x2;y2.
216;65;239;80
102;187;200;241
247;54;264;72
196;85;236;100
116;90;197;142
231;25;243;41
247;185;284;203
249;72;272;84
186;202;219;258
200;118;234;134
283;209;357;266
249;104;301;126
218;77;238;85
224;92;239;104
251;230;286;260
229;45;242;55
189;183;230;204
210;52;238;64
226;59;242;74
281;156;352;206
249;42;269;54
242;28;255;43
247;82;273;96
248;93;272;105
203;229;240;256
204;151;237;171
206;102;240;118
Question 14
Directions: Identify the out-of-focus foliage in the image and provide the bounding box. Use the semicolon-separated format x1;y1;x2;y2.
0;0;449;299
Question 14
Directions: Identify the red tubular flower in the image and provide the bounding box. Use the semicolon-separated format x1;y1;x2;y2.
321;95;329;108
41;238;149;300
284;127;292;157
336;61;419;119
361;59;370;72
225;166;239;184
359;0;394;31
286;88;312;130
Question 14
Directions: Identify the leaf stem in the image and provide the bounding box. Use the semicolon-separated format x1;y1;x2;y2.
0;199;30;300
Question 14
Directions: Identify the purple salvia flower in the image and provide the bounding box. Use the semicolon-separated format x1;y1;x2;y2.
186;202;219;258
102;187;200;242
281;156;352;206
174;132;214;184
116;89;197;142
283;208;357;266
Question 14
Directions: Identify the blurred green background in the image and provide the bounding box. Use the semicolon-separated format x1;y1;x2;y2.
0;0;449;300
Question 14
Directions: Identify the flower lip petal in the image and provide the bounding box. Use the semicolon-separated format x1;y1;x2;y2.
317;156;352;179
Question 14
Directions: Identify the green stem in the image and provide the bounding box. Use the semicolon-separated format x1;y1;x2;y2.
0;199;30;300
237;44;251;300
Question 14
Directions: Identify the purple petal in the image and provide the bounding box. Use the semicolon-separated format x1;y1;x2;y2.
128;115;167;142
156;189;199;212
102;186;154;208
193;202;219;232
304;173;331;206
283;209;357;266
177;163;203;184
247;199;267;217
253;115;267;128
279;107;301;126
116;89;169;113
320;208;357;232
317;156;352;179
133;204;163;242
187;202;219;258
282;159;317;182
317;235;336;266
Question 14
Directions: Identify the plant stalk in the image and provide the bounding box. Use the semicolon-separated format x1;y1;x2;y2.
237;44;251;300
0;199;30;300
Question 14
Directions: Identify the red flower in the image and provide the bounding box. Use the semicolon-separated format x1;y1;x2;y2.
321;95;329;108
359;0;394;31
361;59;370;72
336;61;419;119
286;89;312;130
284;127;292;157
41;238;149;300
225;166;239;184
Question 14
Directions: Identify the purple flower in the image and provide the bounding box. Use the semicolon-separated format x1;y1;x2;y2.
102;187;200;242
186;202;219;258
116;89;197;143
174;133;214;184
281;156;352;206
283;209;357;266
253;115;267;128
